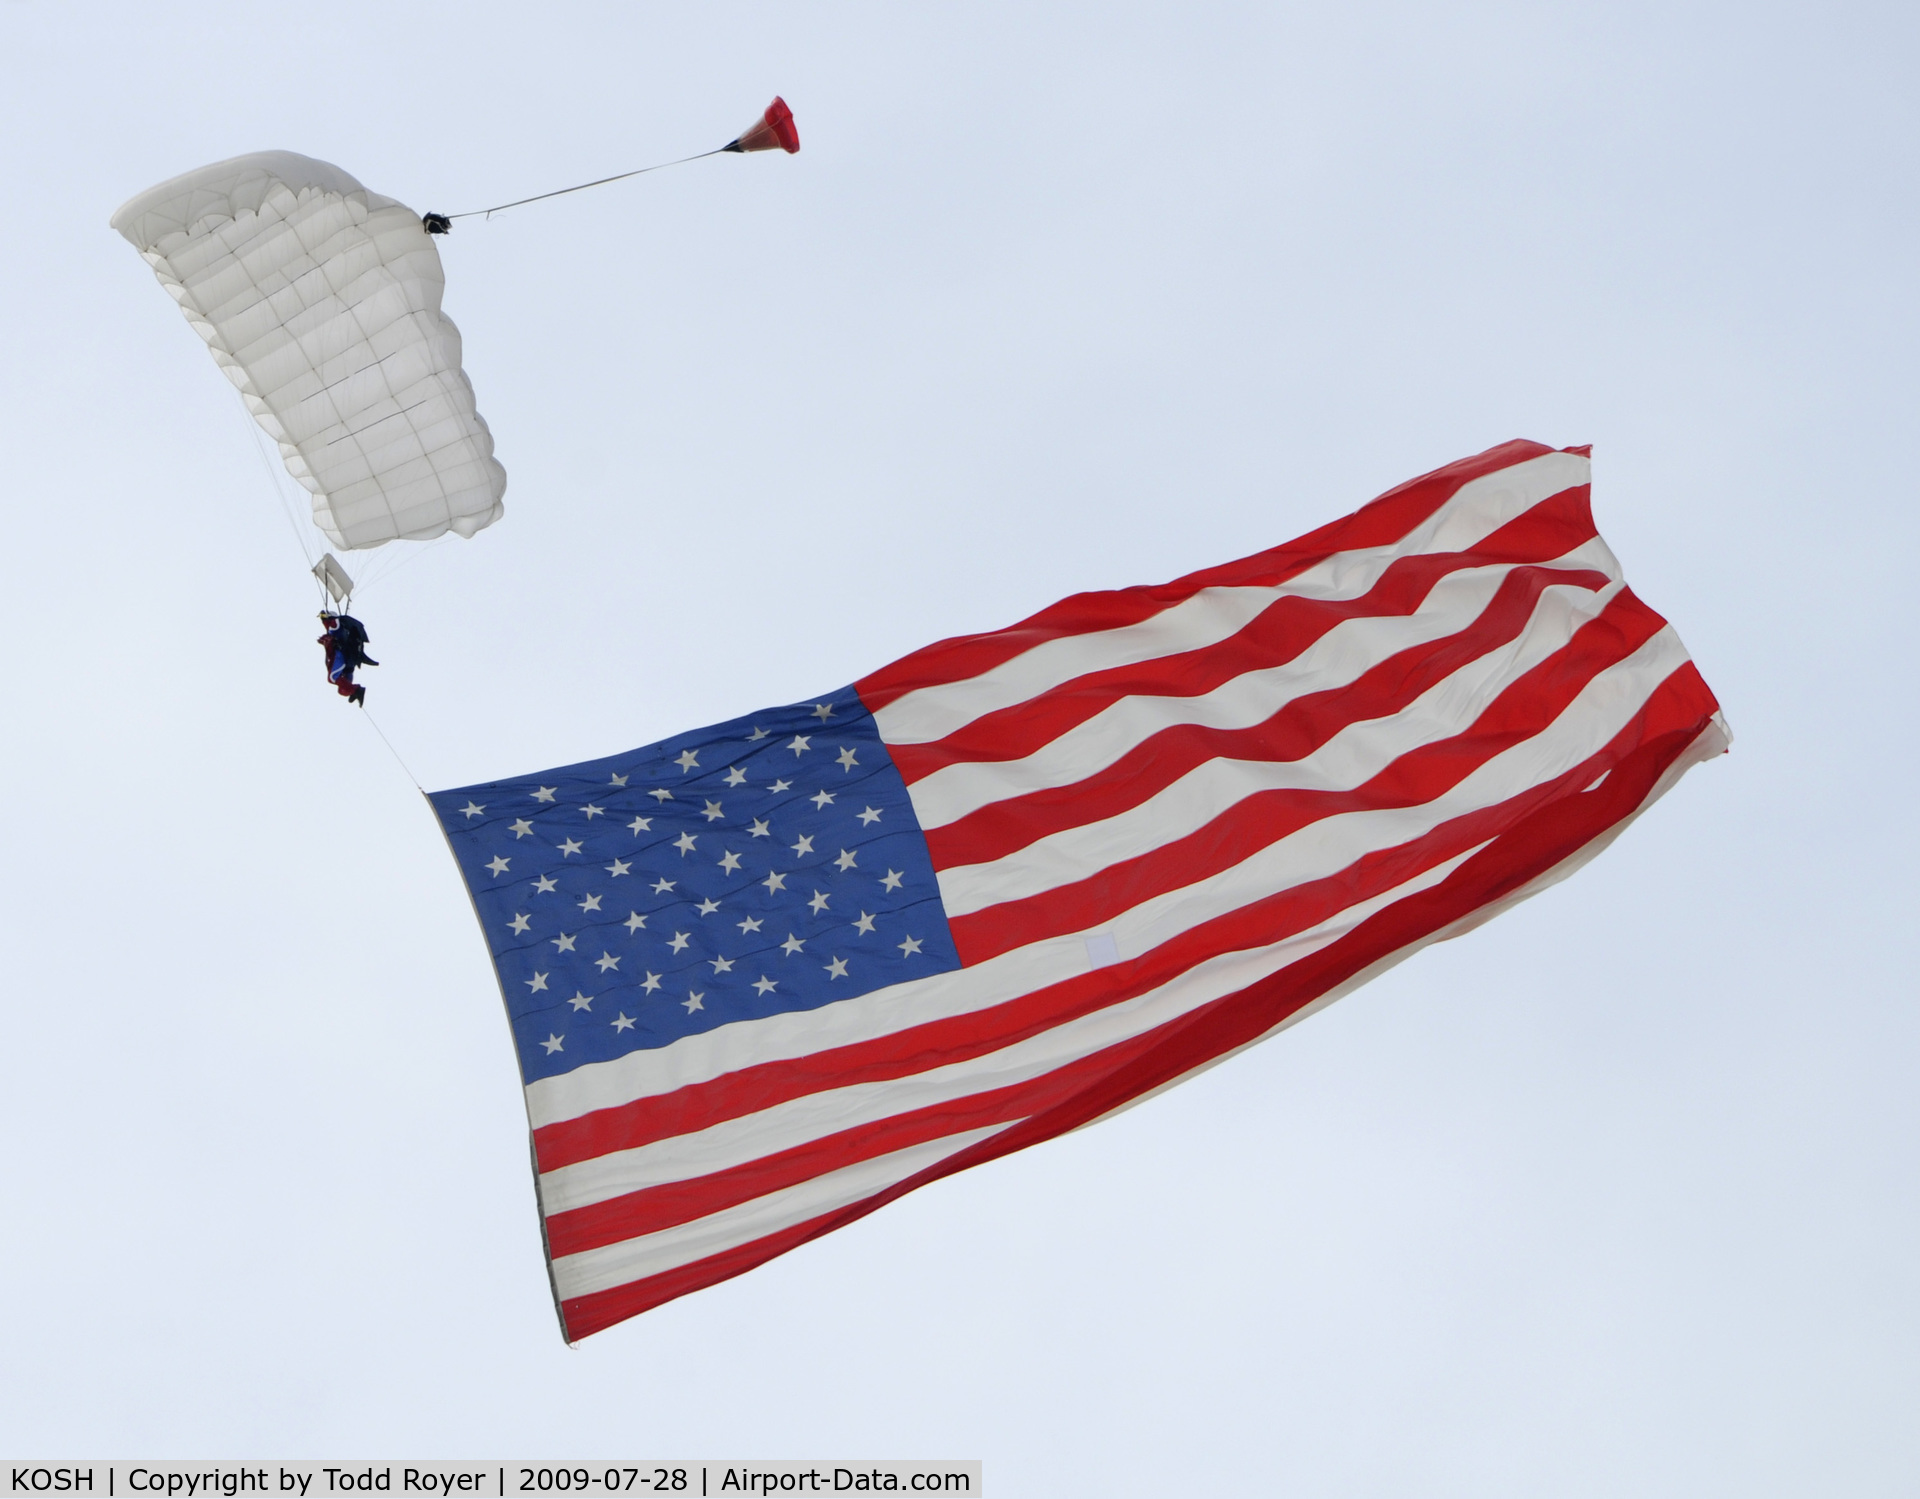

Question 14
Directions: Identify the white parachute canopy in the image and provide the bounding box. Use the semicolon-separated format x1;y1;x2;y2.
112;150;506;551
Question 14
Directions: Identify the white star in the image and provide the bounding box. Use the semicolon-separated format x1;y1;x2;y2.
668;931;691;953
853;911;876;935
880;869;904;892
768;778;793;793
580;804;605;819
724;767;747;787
718;850;743;874
605;858;631;877
676;749;700;773
533;874;558;894
858;806;882;826
748;818;771;838
558;838;583;857
791;834;815;857
641;971;662;992
674;832;698;856
753;976;777;996
650;788;674;802
578;893;602;912
835;849;858;871
510;818;534;839
762;871;788;894
898;935;923;956
460;801;485;818
567;991;593;1012
624;912;647;933
737;916;764;934
696;897;721;916
627;815;653;834
810;790;836;810
551;932;577;953
683;991;704;1013
787;735;812;755
652;877;676;894
612;1012;636;1031
541;1033;564;1054
526;972;549;992
824;956;849;979
702;800;725;822
812;702;836;721
486;855;510;877
709;955;734;974
508;913;531;935
747;726;769;741
532;786;556;803
595;952;620;973
609;773;629;788
781;934;805;955
837;747;858;772
808;890;831;914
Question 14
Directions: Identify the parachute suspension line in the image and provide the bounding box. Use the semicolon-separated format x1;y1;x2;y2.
433;148;728;225
234;401;348;619
352;532;453;598
236;402;322;574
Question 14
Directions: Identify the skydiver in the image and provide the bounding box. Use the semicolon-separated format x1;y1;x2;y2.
318;611;377;706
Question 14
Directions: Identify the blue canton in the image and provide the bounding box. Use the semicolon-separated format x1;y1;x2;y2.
431;688;961;1084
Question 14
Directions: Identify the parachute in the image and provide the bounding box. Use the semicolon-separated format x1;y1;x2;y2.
111;151;506;553
727;96;800;155
112;103;797;615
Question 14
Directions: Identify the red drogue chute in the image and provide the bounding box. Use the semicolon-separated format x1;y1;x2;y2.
725;97;800;154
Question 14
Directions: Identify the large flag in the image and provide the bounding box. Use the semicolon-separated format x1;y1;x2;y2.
432;440;1728;1342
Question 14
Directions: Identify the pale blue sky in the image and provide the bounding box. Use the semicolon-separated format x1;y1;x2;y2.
2;2;1915;1493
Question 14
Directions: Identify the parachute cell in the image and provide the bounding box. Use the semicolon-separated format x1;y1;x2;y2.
112;151;506;551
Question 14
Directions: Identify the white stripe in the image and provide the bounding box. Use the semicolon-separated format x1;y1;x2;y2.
526;933;1093;1130
538;845;1482;1216
550;1127;1009;1301
935;574;1628;916
873;451;1591;747
1108;629;1689;961
907;542;1621;832
1065;715;1730;1142
525;629;1686;1134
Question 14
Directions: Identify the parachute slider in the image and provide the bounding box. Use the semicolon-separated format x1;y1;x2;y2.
724;97;800;154
313;552;355;605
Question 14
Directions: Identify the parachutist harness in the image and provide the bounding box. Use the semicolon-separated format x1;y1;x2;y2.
318;609;377;707
114;97;799;731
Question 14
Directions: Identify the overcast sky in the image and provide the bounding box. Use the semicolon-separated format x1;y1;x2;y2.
3;1;1916;1493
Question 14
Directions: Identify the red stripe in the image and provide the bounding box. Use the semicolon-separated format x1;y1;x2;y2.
855;440;1564;714
946;588;1671;964
887;485;1598;786
544;1026;1159;1258
557;687;1719;1340
926;560;1610;871
533;636;1692;1179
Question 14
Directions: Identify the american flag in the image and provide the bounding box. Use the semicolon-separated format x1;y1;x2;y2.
431;439;1728;1342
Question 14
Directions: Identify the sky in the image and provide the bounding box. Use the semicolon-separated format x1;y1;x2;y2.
3;1;1917;1492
